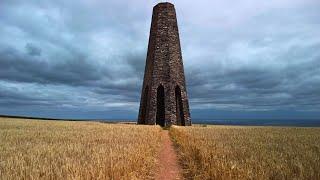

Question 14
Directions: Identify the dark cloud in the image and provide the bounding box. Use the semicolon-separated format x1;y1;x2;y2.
25;43;41;56
0;46;101;85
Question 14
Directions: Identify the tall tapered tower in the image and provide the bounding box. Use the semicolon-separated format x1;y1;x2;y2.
138;2;191;126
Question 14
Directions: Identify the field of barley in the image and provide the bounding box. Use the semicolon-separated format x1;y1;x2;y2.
0;118;162;179
170;125;320;180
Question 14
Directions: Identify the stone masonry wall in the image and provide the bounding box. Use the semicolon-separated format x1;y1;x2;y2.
138;2;191;126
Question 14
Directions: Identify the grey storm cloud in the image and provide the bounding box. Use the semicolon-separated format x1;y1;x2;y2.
25;43;42;56
0;0;320;119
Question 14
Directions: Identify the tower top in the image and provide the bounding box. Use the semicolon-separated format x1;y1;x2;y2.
154;2;174;8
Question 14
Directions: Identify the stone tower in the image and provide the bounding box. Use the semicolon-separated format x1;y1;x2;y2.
138;2;191;126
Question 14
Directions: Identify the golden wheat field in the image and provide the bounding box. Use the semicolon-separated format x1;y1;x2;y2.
0;118;162;179
170;125;320;180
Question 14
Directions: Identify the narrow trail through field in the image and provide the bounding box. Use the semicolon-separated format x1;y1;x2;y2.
155;130;182;180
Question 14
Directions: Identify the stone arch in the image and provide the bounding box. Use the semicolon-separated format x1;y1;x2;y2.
156;84;165;126
140;85;149;124
175;85;185;126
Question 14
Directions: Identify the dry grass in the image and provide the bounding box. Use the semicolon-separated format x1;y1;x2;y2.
0;118;162;179
170;125;320;180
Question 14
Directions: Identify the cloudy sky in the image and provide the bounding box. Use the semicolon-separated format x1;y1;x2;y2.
0;0;319;120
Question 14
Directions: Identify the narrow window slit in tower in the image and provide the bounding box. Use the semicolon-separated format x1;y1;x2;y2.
156;85;165;126
175;86;185;126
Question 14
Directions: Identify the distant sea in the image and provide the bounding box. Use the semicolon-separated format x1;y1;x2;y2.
99;119;320;127
1;115;320;127
191;119;320;127
113;119;320;127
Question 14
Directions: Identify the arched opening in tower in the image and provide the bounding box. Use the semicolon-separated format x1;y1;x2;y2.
156;85;165;126
175;86;185;126
140;86;149;124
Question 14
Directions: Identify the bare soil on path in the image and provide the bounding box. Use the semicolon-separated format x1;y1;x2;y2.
155;130;182;180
